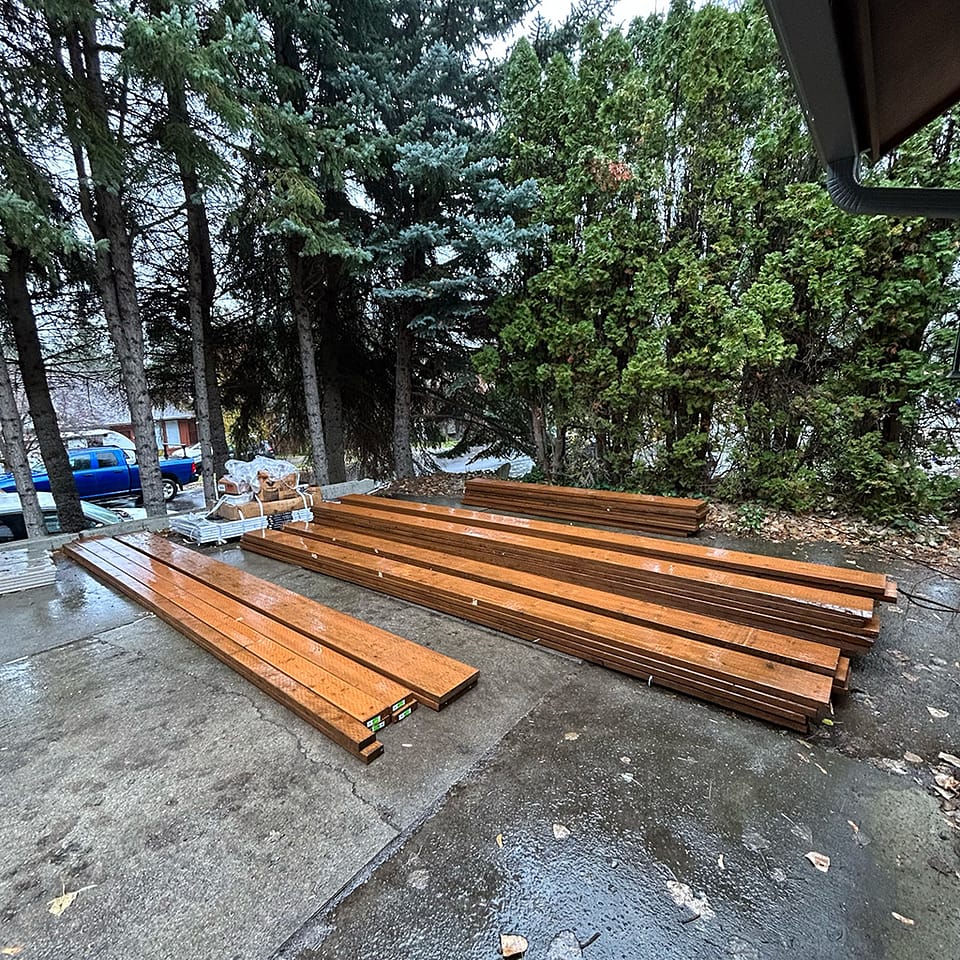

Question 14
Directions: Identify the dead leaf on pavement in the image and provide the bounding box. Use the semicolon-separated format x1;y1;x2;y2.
904;751;923;764
926;706;950;719
847;820;859;834
935;773;960;792
47;884;95;917
500;933;529;957
553;823;571;840
1;947;24;957
496;833;503;849
805;852;831;873
892;912;915;926
563;732;579;741
620;756;631;764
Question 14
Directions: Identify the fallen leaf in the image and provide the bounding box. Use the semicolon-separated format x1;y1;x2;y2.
496;833;503;849
814;762;829;776
500;933;529;957
934;773;960;792
797;752;810;764
717;854;725;870
47;884;96;917
821;718;834;726
927;707;950;719
904;751;923;764
938;752;960;768
553;822;571;840
620;756;631;764
1;948;23;957
892;912;915;926
847;820;859;834
805;852;831;873
563;732;579;741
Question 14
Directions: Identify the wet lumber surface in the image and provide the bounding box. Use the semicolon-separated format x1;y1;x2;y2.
240;495;897;732
63;533;479;761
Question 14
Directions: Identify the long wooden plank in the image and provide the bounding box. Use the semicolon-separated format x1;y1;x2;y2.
464;477;707;512
116;532;478;709
64;540;382;762
82;537;407;727
243;528;834;711
241;531;816;730
342;495;892;601
287;519;841;677
312;501;874;629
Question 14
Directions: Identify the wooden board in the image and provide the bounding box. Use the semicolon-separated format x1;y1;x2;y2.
116;532;478;710
82;536;409;726
64;540;382;762
311;501;876;635
242;528;835;714
287;519;841;677
340;495;894;601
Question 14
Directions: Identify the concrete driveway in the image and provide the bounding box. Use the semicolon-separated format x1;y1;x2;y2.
1;525;958;960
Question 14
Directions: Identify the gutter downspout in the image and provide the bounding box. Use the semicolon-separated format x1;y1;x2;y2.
827;156;960;219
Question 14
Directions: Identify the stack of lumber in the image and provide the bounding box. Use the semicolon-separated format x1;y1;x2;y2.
461;478;708;535
0;545;56;595
63;533;478;762
239;497;895;731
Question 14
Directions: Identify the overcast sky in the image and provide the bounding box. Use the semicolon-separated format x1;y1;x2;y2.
530;0;665;31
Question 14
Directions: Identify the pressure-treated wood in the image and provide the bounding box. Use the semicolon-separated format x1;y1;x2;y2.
461;478;707;534
340;494;895;602
117;532;478;709
310;501;877;644
242;527;835;724
84;536;410;725
286;519;842;677
64;539;383;762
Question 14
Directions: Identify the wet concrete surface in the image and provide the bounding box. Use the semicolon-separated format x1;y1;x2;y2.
282;666;958;960
1;514;958;959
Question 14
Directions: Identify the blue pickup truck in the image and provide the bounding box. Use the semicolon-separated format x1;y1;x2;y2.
0;446;197;503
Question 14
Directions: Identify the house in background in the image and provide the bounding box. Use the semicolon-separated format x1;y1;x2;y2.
47;383;198;456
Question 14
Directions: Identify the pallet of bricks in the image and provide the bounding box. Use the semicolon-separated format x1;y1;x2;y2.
461;477;708;535
240;489;896;732
63;533;478;762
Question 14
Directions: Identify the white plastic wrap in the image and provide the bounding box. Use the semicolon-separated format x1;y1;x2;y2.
222;456;299;491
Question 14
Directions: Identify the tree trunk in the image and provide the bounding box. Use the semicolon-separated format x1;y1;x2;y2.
0;345;46;538
319;278;346;483
323;369;346;484
531;403;550;480
55;16;166;516
393;318;416;478
3;247;85;532
204;340;230;476
288;243;329;484
166;78;216;504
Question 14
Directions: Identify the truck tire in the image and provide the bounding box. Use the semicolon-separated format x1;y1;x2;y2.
162;477;180;502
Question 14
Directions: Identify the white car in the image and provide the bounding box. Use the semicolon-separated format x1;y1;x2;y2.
0;491;142;543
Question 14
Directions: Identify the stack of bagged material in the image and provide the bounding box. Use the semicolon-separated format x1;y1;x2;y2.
212;456;312;522
461;478;708;535
63;532;478;762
